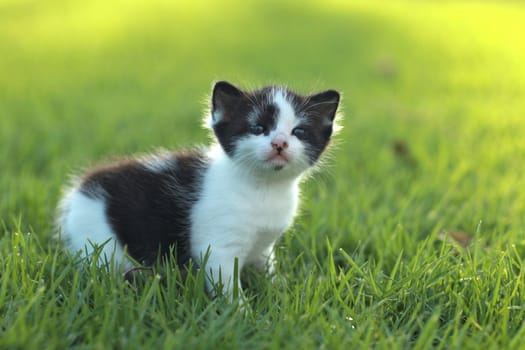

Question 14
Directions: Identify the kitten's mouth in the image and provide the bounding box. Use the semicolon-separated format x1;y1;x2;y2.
266;153;289;170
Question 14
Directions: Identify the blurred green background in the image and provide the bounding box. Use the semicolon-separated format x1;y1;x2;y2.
1;0;525;252
2;1;525;348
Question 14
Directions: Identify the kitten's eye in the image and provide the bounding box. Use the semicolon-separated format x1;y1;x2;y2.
292;127;306;139
250;124;265;135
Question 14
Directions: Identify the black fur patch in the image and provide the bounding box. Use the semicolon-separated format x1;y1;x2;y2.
254;104;279;136
296;89;340;163
80;150;209;265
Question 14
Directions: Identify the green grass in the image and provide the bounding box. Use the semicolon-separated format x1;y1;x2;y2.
2;0;525;348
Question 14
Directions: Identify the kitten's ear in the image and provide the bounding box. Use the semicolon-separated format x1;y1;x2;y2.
306;90;340;123
211;81;244;123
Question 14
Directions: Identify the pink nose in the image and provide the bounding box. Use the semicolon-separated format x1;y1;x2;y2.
271;133;289;152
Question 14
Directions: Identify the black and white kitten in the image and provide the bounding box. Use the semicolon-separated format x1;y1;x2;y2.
57;81;340;298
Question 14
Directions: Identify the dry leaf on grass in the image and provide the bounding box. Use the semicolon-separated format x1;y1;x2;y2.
438;230;474;248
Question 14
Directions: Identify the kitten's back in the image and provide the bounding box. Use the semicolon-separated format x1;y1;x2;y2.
58;149;209;266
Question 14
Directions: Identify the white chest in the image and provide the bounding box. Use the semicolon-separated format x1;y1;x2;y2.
195;167;299;233
190;155;300;262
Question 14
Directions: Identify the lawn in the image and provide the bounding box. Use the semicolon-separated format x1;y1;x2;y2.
1;0;525;348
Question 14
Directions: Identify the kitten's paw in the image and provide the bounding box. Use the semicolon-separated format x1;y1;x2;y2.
253;250;276;275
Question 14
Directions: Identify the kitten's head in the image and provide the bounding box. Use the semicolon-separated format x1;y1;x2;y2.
209;81;341;179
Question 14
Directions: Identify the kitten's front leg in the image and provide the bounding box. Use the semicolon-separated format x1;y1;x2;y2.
253;245;276;276
204;252;244;302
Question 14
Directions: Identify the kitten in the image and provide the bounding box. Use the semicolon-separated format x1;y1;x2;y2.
57;81;340;299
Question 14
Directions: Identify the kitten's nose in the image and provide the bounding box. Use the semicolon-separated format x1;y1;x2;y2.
271;133;289;153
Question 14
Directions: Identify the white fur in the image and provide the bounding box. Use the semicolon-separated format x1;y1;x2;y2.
272;88;296;128
190;146;300;296
58;187;130;269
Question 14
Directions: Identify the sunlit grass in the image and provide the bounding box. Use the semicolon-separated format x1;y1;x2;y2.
1;0;525;348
